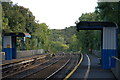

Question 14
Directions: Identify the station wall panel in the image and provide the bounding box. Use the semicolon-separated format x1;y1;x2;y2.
3;36;12;60
2;48;12;60
103;27;116;49
3;36;12;48
102;49;117;69
102;27;117;69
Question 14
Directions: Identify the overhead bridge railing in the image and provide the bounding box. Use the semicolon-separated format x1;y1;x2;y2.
111;56;120;80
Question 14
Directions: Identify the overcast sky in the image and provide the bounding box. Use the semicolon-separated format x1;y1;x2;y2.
11;0;98;29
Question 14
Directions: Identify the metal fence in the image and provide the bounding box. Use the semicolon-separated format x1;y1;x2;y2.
112;56;120;80
92;50;101;57
92;50;120;80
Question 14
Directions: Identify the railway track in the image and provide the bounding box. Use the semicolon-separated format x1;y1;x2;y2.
2;54;50;75
2;53;81;80
45;53;81;80
2;53;65;79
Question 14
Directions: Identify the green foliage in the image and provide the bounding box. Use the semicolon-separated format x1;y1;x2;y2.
2;2;50;51
69;34;79;52
62;26;77;44
1;2;71;53
79;13;101;22
49;41;69;54
33;23;50;50
95;2;120;23
49;26;76;53
96;2;120;57
2;2;37;33
3;1;117;55
76;30;101;53
76;12;102;53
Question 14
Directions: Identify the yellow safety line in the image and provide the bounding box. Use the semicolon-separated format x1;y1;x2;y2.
64;53;83;80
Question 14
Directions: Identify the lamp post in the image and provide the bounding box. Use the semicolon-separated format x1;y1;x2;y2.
0;1;2;80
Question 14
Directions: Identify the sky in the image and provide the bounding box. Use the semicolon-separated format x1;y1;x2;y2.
11;0;98;29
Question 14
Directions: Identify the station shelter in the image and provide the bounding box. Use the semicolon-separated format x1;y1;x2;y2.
76;21;118;69
2;32;31;60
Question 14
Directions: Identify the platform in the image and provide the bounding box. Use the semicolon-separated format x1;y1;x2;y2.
70;54;116;80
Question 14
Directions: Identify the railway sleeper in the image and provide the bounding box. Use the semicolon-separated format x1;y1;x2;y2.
3;61;34;74
2;55;48;75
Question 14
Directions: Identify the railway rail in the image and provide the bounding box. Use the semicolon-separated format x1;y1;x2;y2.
2;53;82;80
2;53;65;79
2;54;50;78
46;53;81;80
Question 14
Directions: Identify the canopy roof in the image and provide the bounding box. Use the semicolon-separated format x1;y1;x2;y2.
3;32;31;38
76;21;117;31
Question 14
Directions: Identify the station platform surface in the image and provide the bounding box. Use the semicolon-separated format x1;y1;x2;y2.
70;54;116;80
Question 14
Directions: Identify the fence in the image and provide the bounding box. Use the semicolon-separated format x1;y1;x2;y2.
111;56;120;80
92;50;120;80
92;50;101;57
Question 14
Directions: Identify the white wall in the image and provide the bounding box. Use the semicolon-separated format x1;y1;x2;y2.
3;36;12;48
17;49;45;58
103;27;116;49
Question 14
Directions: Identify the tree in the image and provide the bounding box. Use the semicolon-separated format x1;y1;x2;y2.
33;23;50;50
79;13;101;22
76;12;101;53
2;2;50;50
69;34;79;52
96;2;120;57
49;41;69;54
95;2;120;23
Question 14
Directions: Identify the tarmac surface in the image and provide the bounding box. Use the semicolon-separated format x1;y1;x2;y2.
70;54;116;80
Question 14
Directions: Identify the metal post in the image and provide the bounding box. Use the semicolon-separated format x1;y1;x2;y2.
0;1;1;52
22;37;25;50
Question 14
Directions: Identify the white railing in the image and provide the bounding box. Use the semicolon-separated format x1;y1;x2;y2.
112;56;120;80
112;56;120;62
92;50;101;57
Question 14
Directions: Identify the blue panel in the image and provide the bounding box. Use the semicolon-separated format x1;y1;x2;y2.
22;37;25;50
102;49;117;69
12;37;17;59
12;48;16;59
2;48;12;60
